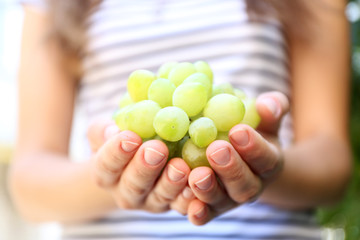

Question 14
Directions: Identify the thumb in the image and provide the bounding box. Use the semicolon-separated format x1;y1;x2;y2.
255;91;290;135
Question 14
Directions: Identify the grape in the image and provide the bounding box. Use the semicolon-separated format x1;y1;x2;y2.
234;89;247;100
173;82;208;117
182;138;210;169
241;98;261;129
153;106;190;142
204;93;245;132
126;100;161;138
113;105;133;131
189;112;203;122
212;83;235;97
115;60;263;170
183;73;212;99
194;60;213;83
119;92;134;108
173;135;189;158
157;61;178;79
148;78;176;107
189;117;217;148
168;62;197;86
152;135;178;160
127;70;156;102
216;131;229;142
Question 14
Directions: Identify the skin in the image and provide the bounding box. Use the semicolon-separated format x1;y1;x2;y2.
8;0;352;227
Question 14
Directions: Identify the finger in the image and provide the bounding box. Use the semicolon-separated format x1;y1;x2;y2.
87;120;120;152
229;124;283;179
170;186;196;215
206;140;263;203
255;91;289;134
116;140;168;209
93;130;142;187
188;167;236;220
187;199;212;226
145;158;191;212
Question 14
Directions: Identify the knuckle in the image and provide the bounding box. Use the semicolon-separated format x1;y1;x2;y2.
96;155;119;176
108;141;125;166
124;178;147;196
170;202;187;216
223;164;245;184
152;190;173;205
116;198;135;210
95;175;105;188
257;145;282;178
148;205;169;213
94;175;108;188
232;183;261;203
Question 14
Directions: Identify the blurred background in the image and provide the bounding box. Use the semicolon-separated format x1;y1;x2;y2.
0;0;359;239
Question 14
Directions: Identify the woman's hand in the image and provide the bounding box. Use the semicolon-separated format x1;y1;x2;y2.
87;121;195;214
187;91;290;225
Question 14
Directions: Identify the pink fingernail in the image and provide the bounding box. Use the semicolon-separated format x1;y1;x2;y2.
195;174;212;190
104;125;120;140
195;206;206;219
230;129;249;147
121;141;139;152
182;186;194;199
262;97;279;117
144;148;165;166
167;164;185;182
210;147;230;165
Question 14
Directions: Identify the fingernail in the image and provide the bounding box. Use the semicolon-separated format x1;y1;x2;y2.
230;129;249;146
182;186;194;199
167;164;185;182
104;125;119;140
121;141;139;152
144;148;165;166
210;147;230;165
195;174;212;190
195;206;206;219
262;97;279;117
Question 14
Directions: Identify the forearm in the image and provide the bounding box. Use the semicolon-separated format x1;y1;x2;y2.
259;134;352;209
8;151;117;223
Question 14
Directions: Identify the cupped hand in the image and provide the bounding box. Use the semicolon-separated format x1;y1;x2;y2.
87;120;194;214
187;91;290;225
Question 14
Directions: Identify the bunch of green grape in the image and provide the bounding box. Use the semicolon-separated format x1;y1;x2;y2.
113;61;261;169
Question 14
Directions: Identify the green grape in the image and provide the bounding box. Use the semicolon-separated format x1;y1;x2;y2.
157;61;178;79
153;106;190;142
173;135;189;158
113;105;133;131
212;83;235;97
148;78;176;107
182;138;210;169
234;89;247;100
216;131;229;142
194;60;213;83
119;92;134;108
127;70;156;102
204;93;245;132
190;112;203;122
173;82;208;117
189;117;217;148
152;135;178;160
126;100;161;138
241;98;261;129
168;62;197;86
183;73;212;99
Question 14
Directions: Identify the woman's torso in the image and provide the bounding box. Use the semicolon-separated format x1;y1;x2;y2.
63;0;321;239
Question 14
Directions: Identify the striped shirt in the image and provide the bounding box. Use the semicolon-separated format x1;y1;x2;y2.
24;0;322;239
